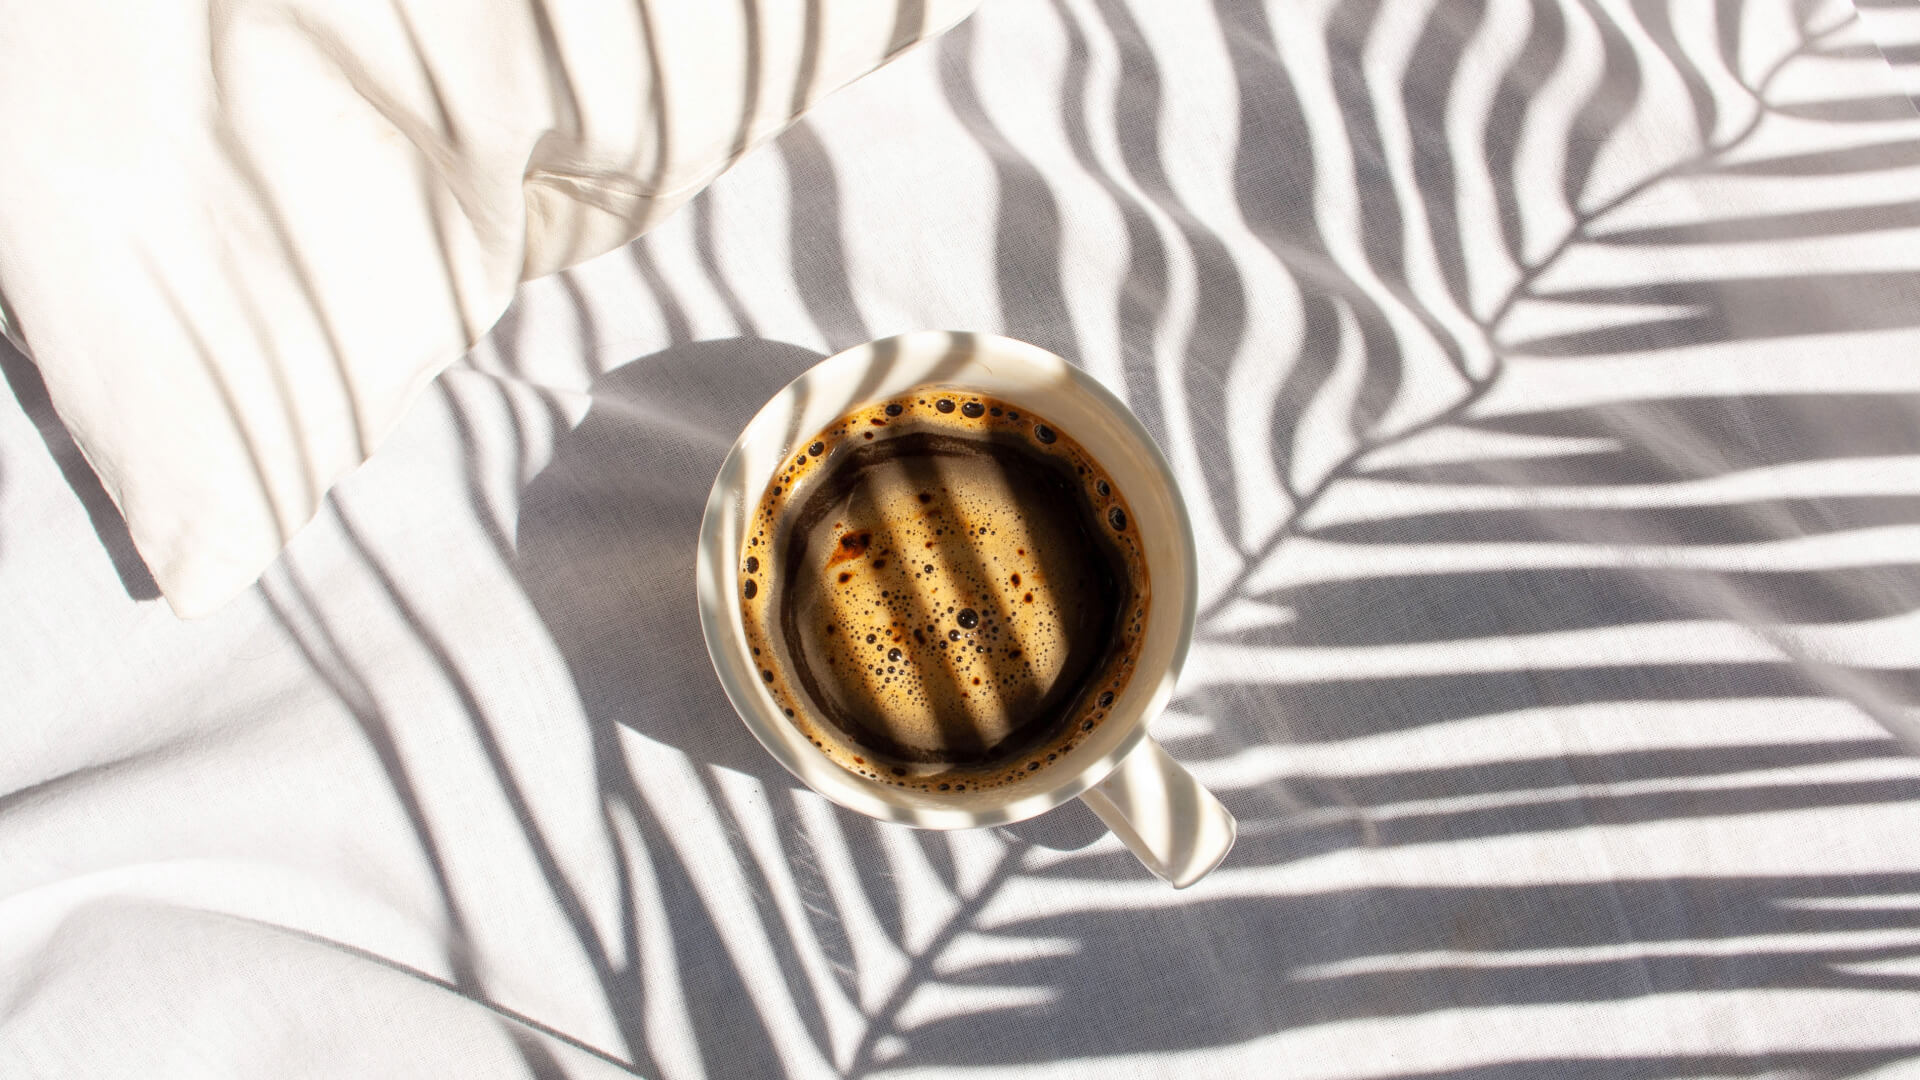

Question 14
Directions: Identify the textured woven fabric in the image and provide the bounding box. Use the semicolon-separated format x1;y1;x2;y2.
5;0;1920;1077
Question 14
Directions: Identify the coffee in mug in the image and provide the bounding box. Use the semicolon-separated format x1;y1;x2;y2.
739;391;1148;793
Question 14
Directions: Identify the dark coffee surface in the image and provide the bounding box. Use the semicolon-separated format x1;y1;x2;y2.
739;392;1148;791
780;429;1125;765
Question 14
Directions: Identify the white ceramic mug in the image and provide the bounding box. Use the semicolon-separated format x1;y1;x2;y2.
696;331;1234;887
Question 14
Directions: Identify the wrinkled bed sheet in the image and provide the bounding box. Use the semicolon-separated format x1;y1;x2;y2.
5;1;1920;1077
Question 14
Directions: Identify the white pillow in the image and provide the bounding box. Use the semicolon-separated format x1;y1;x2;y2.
0;0;978;617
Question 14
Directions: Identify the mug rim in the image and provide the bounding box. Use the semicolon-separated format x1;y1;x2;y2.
695;331;1199;829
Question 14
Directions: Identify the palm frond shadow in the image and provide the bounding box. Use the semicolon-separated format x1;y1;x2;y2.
1049;728;1920;877
1210;563;1920;648
840;0;1916;1073
1377;1048;1920;1080
250;0;1920;1074
887;873;1920;1067
1361;392;1920;486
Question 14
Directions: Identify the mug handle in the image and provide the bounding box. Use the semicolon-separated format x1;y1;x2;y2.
1078;736;1236;888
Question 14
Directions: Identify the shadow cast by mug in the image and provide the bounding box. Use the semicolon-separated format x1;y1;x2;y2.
516;336;825;785
517;327;1131;858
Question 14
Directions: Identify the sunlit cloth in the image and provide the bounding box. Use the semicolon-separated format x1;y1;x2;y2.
4;0;1920;1077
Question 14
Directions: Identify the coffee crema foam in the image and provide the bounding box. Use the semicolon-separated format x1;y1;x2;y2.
739;391;1149;792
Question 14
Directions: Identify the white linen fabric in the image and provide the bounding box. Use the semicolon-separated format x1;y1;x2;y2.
0;0;978;618
6;0;1920;1077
